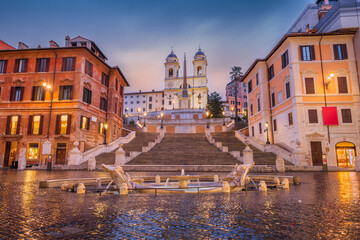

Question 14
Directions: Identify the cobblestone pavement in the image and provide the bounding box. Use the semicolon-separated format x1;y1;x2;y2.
0;170;360;239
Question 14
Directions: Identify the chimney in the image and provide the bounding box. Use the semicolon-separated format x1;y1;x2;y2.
318;0;333;20
49;40;59;48
306;24;310;33
18;42;29;49
65;35;70;47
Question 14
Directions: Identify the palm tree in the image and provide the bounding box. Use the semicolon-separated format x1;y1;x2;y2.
229;66;243;123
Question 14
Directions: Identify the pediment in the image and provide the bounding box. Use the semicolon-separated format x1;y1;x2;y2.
305;131;325;138
13;79;25;85
301;70;317;76
60;78;75;85
101;89;107;98
54;134;70;140
84;78;92;89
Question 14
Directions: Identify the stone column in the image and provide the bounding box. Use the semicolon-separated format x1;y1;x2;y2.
17;143;27;170
276;156;285;172
68;141;82;165
242;143;253;164
355;156;360;172
115;146;126;166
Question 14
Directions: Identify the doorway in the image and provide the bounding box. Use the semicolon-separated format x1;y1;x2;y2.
336;142;356;168
55;143;67;164
4;141;18;167
310;141;323;166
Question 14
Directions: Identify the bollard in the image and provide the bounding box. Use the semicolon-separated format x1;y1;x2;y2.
120;183;129;195
222;181;230;193
293;176;301;185
214;175;219;182
96;178;102;188
281;178;290;189
273;177;280;185
259;181;267;191
155;175;161;184
77;183;86;194
275;156;285;172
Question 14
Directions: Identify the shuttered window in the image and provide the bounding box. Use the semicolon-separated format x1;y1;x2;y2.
259;123;262;134
6;115;21;135
83;87;92;104
14;59;28;72
333;44;348;60
257;98;261;112
281;50;289;69
101;72;109;87
61;57;76;71
85;60;93;77
268;65;274;80
59;85;73;100
27;115;44;135
0;60;8;74
288;112;293;126
341;109;352;123
250;104;253;116
31;86;45;101
10;87;24;101
300;45;315;61
248;80;253;93
285;82;291;99
35;58;50;72
271;92;276;107
337;77;348;93
305;78;315;94
308;109;318;123
55;115;71;134
100;97;107;111
273;119;277;131
115;79;119;91
251;126;254;137
80;116;90;130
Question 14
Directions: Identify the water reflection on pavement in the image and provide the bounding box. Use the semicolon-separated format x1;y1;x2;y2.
0;170;359;239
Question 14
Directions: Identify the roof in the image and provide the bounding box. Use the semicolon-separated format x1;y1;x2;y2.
194;49;205;57
167;50;178;59
241;30;356;81
0;40;15;50
125;90;164;95
70;36;108;60
111;66;130;87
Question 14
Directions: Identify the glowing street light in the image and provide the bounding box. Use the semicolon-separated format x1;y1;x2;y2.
160;112;164;129
143;112;147;127
206;111;209;128
137;107;141;120
264;121;270;144
222;111;226;126
104;123;108;145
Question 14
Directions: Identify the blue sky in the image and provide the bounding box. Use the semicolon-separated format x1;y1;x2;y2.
0;0;314;97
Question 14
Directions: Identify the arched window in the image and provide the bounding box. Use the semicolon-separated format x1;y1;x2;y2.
169;68;173;77
197;66;202;75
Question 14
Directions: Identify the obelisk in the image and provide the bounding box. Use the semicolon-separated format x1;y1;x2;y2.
180;53;190;109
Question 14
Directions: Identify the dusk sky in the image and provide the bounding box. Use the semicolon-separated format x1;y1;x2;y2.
0;0;314;98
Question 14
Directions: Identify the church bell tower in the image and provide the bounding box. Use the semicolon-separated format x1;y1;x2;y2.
164;50;180;79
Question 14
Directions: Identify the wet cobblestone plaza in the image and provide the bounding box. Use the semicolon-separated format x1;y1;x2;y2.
0;170;359;239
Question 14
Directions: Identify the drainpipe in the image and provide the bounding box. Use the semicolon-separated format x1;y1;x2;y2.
319;35;331;144
265;62;274;145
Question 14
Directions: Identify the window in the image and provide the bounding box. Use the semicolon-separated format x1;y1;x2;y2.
169;68;173;77
28;115;43;135
0;60;8;73
250;103;253;115
31;86;45;101
248;80;252;93
35;58;50;72
6;115;20;135
271;92;275;107
149;96;152;102
99;122;105;134
85;60;93;77
300;45;315;61
27;143;39;161
273;119;277;131
119;107;122;117
14;59;28;73
61;57;76;71
337;77;348;93
55;115;71;134
256;73;259;86
59;85;73;100
115;79;118;91
80;116;90;130
259;123;262;134
136;101;140;104
305;78;315;94
333;44;348;60
268;65;274;80
341;109;352;123
308;109;318;123
251;126;254;137
257;98;261;112
169;101;171;105
149;104;152;109
136;96;139;98
83;88;92;104
131;108;133;112
281;50;289;69
244;102;248;108
285;82;291;99
277;91;283;104
142;108;145;112
231;101;234;104
10;87;24;101
120;85;124;96
115;102;117;114
288;112;293;126
101;72;109;87
100;97;107;111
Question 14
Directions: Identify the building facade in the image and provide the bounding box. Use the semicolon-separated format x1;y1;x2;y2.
225;79;248;116
0;36;129;168
242;0;360;168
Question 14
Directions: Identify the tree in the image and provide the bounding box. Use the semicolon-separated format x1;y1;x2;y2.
206;92;223;118
229;66;244;123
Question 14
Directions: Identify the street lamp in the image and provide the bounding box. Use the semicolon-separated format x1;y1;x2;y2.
222;111;226;126
143;112;147;127
206;111;209;128
137;107;141;121
125;113;129;124
231;107;235;118
264;121;270;144
160;112;164;129
104;123;108;145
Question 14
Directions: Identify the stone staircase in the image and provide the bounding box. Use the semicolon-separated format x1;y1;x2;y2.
95;131;159;165
127;133;240;165
211;132;291;165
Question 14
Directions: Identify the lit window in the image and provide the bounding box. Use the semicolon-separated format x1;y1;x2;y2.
27;143;39;160
10;116;18;135
60;115;68;134
32;115;41;135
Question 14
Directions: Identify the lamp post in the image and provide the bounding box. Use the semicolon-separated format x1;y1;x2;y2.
222;111;226;126
264;121;270;144
160;112;164;129
104;123;108;145
206;111;209;128
125;113;128;124
231;107;234;119
137;107;141;121
43;82;52;138
143;112;147;127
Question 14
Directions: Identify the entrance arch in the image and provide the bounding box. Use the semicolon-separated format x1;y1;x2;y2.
336;142;356;168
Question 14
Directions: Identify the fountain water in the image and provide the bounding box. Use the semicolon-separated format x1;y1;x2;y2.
165;178;170;186
181;169;185;177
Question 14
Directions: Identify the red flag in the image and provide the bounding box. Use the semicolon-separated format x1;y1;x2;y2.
322;107;338;125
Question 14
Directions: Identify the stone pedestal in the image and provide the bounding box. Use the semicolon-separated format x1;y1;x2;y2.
17;147;27;170
180;97;190;109
115;147;126;166
355;156;360;172
292;149;307;166
281;178;290;189
87;157;96;171
120;183;129;195
155;175;161;184
77;183;86;194
222;181;230;193
259;181;267;191
276;156;285;172
242;144;253;164
68;142;82;165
